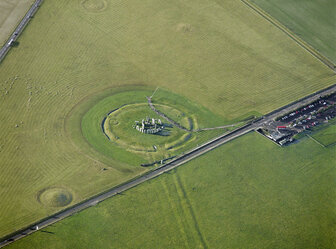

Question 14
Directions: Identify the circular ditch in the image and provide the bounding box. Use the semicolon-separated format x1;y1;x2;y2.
81;0;108;13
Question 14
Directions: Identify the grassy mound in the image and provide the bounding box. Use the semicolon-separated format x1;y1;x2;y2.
37;188;73;208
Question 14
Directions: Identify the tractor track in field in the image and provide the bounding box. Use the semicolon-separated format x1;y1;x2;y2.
1;83;335;248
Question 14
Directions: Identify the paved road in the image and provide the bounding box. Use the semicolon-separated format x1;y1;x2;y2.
0;0;43;63
1;83;335;248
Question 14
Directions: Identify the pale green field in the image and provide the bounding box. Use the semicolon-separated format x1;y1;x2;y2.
0;0;34;46
8;132;336;249
251;0;336;63
0;0;334;239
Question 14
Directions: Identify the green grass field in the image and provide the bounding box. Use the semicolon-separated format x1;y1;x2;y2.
251;0;336;63
79;88;226;163
0;0;335;239
7;132;336;249
312;123;336;147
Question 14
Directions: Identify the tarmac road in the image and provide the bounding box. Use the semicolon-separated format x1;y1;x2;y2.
1;83;335;248
0;0;43;63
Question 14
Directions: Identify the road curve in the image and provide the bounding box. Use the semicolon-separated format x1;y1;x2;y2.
1;83;335;248
0;0;43;63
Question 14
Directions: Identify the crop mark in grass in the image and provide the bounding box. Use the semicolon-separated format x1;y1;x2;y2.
176;23;193;33
174;173;209;249
160;177;191;249
81;0;108;13
295;161;316;176
301;163;316;175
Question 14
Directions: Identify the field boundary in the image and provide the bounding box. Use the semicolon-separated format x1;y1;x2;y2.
265;84;336;118
306;135;326;148
0;0;43;64
241;0;336;72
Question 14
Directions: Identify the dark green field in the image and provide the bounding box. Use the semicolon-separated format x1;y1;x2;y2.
312;122;336;147
7;132;336;249
251;0;336;63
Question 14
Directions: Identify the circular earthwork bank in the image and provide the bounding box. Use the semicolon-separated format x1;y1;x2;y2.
81;0;108;13
65;87;222;166
103;103;191;152
37;187;73;208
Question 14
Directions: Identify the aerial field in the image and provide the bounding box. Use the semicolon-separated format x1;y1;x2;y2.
7;132;336;249
0;0;34;46
312;122;336;147
0;0;335;239
250;0;336;63
77;88;228;164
